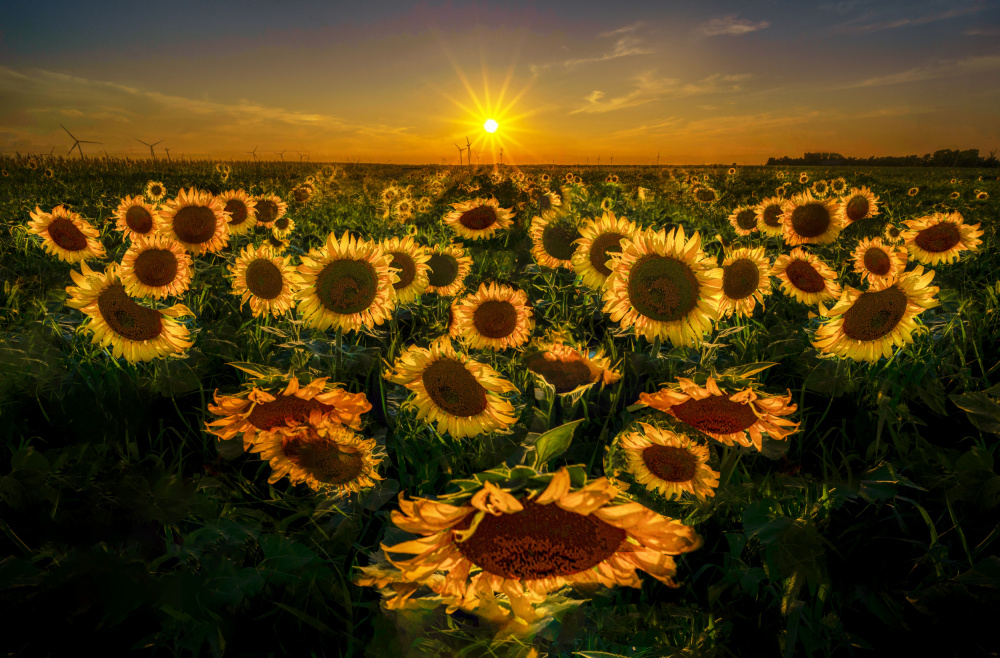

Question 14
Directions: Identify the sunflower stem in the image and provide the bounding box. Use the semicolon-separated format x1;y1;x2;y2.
335;327;343;378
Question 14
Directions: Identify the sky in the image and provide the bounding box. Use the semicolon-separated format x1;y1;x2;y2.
1;0;998;164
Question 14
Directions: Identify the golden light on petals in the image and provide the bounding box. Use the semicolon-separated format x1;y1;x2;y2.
728;205;759;235
523;339;621;395
618;423;720;501
159;187;230;255
217;189;258;236
255;194;288;228
425;242;474;297
772;247;842;306
718;246;772;319
452;282;534;351
443;197;515;241
851;237;907;287
529;216;580;270
837;186;880;226
755;197;786;238
229;243;298;318
780;191;843;246
145;180;167;202
114;195;162;241
119;234;193;299
381;235;432;304
572;211;638;290
27;205;106;263
900;212;983;266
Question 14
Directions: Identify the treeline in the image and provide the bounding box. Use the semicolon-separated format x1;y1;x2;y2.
766;149;999;168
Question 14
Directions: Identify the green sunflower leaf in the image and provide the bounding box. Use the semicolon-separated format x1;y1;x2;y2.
532;418;585;470
949;390;1000;434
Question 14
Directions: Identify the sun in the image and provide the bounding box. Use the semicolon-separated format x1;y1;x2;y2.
484;118;498;133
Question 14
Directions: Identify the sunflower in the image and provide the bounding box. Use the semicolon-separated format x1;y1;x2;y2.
717;246;772;319
539;173;551;183
755;197;786;238
812;265;940;362
229;243;297;318
64;261;193;363
618;423;719;501
452;283;534;351
838;186;880;225
799;172;809;184
776;171;786;180
27;205;106;263
294;231;398;332
775;185;788;198
26;159;38;171
901;212;983;265
602;226;723;346
606;174;620;184
119;234;193;299
728;205;759;236
975;191;989;201
292;185;314;204
443;198;515;241
159;187;230;255
639;376;800;452
265;234;290;254
949;191;961;200
692;187;718;204
114;195;162;241
44;168;54;179
271;213;296;239
567;173;578;183
384;339;518;439
217;189;258;236
393;198;415;222
381;235;431;304
248;409;384;495
523;338;621;395
950;178;958;185
425;243;474;296
145;181;167;203
830;177;848;195
772;247;842;305
810;180;830;198
536;190;562;219
883;224;904;244
206;375;371;450
600;197;613;213
907;187;919;197
851;238;907;287
727;167;737;176
255;193;288;228
529;216;581;270
780;191;842;246
1;170;7;177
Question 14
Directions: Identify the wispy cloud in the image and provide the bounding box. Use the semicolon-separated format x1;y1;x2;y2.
530;23;653;75
700;15;770;36
846;55;1000;87
965;26;1000;36
570;72;750;114
835;4;990;33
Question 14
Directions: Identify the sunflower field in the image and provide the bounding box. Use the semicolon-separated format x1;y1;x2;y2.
2;155;999;658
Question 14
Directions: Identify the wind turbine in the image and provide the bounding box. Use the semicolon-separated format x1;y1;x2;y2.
164;148;171;162
61;124;101;158
245;146;259;161
135;138;164;160
297;152;309;161
454;143;464;166
465;137;472;167
499;147;503;166
274;150;286;161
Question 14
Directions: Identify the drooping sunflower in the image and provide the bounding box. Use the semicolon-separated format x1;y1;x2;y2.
145;181;167;203
798;172;809;184
638;376;800;452
384;339;518;439
728;205;759;236
830;177;848;195
717;246;772;319
907;187;919;197
812;265;940;362
851;238;908;287
523;337;621;396
443;198;515;241
529;216;581;270
838;186;880;225
452;283;534;351
772;247;842;306
755;197;786;238
119;234;193;299
692;187;718;204
425;243;474;296
602;226;723;346
64;261;193;363
206;375;371;449
780;191;842;246
255;193;288;228
113;195;161;241
159;187;230;255
535;190;562;219
294;231;398;332
810;179;830;198
248;409;384;495
381;235;431;304
217;189;258;236
27;205;106;263
600;197;613;213
229;243;298;318
617;423;720;501
901;212;984;265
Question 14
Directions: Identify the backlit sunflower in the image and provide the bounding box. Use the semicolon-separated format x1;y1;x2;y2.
717;246;772;319
255;193;288;228
883;224;904;245
217;189;258;236
602;226;723;346
755;197;786;238
443;198;515;241
145;181;167;203
780;191;842;246
114;195;162;241
949;191;961;200
851;238;907;287
775;185;788;198
523;337;621;396
838;186;880;225
295;231;398;332
452;283;534;351
617;423;719;501
799;172;809;184
381;235;431;305
119;234;193;299
27;205;106;263
530;216;581;270
830;178;848;195
772;247;842;306
812;265;940;362
229;243;297;318
907;187;919;197
692;187;718;204
728;205;759;236
727;167;737;176
638;376;800;452
901;212;983;265
810;180;830;198
64;261;193;363
206;374;371;450
425;243;473;296
384;339;518;439
976;191;989;201
159;187;230;255
249;409;384;495
271;214;295;239
535;190;562;219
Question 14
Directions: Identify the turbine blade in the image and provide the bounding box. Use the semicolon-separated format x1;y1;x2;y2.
61;124;77;140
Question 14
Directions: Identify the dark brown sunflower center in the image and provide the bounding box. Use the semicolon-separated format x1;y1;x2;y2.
224;200;248;225
125;206;153;234
539;195;552;211
257;199;279;224
293;187;311;203
695;188;717;202
886;226;901;239
458;206;497;230
785;259;826;293
525;354;594;394
389;251;416;290
642;445;698;482
671;394;758;435
845;196;870;222
723;258;760;300
789;203;831;238
173;206;218;244
863;248;891;276
150;185;163;197
47;217;88;251
274;216;290;230
96;283;163;341
452;498;627;580
426;253;459;288
245;258;284;300
589;232;624;276
134;248;178;288
541;225;580;261
247;395;335;431
315;259;378;315
421;357;488;417
841;286;908;341
814;182;828;193
735;209;757;230
914;222;961;253
283;435;364;485
763;205;783;228
472;300;519;339
627;254;701;322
